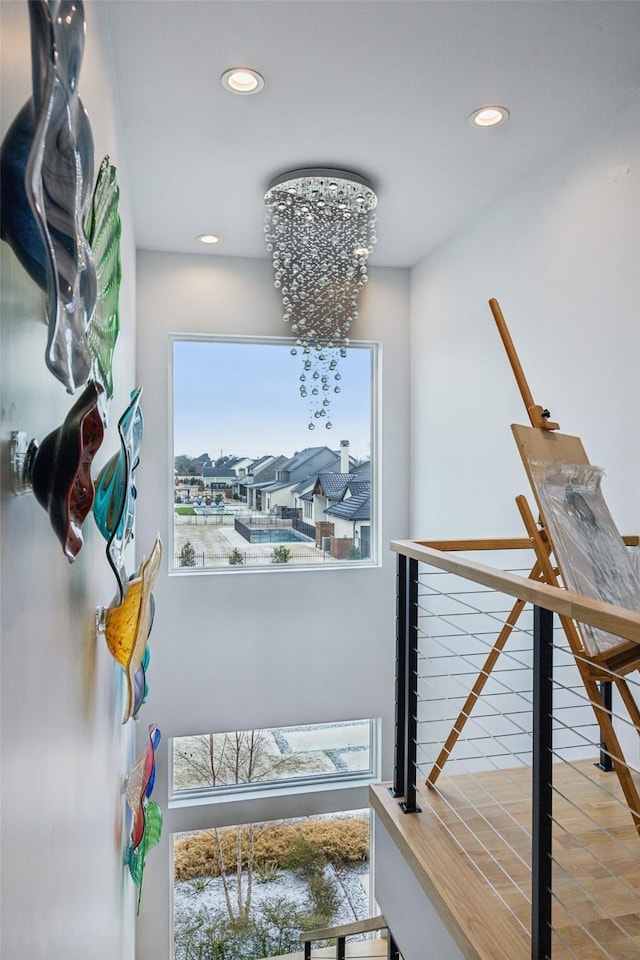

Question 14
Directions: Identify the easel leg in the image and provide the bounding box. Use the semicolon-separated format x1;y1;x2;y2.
426;569;541;787
614;676;640;737
575;662;640;834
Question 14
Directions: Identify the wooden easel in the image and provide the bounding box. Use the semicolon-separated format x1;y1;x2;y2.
426;299;640;835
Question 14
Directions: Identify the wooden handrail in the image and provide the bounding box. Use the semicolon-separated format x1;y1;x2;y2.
422;535;639;552
390;539;640;646
300;914;387;943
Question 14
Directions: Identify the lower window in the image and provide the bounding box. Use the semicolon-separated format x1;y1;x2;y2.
172;719;378;799
173;809;371;960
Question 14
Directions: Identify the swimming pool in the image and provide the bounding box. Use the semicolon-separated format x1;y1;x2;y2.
249;528;311;544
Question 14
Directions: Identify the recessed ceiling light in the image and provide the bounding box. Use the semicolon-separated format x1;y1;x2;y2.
198;234;220;245
221;67;264;95
469;106;509;128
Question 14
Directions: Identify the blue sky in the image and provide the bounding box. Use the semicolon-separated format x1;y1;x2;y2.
173;339;373;462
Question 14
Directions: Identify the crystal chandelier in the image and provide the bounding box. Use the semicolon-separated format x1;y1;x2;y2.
264;168;377;429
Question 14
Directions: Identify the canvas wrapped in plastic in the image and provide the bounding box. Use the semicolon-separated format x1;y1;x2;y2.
529;460;640;657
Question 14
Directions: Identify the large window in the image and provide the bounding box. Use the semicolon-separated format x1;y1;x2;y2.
170;719;379;959
173;809;371;960
171;719;378;800
171;336;378;572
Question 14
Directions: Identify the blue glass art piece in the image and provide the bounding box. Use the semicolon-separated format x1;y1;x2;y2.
85;156;122;417
132;644;151;720
0;0;96;393
93;388;143;600
30;380;104;561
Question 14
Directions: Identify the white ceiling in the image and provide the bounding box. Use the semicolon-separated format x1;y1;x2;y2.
106;1;640;269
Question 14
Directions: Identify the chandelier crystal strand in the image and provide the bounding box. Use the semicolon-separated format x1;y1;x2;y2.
264;169;377;429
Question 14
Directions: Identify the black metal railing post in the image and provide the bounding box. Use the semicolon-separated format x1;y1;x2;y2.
400;557;421;813
390;554;407;798
595;681;614;772
336;935;346;960
387;931;401;959
532;604;554;960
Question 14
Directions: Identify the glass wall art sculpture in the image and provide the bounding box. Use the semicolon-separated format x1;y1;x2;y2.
126;723;160;850
93;388;143;601
125;724;162;913
128;799;162;914
99;536;162;723
30;380;104;561
0;0;96;393
132;643;151;721
85;156;122;418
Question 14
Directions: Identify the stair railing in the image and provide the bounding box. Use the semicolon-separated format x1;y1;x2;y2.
300;914;400;959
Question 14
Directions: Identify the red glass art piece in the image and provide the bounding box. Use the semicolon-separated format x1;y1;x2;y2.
30;380;104;560
126;723;160;850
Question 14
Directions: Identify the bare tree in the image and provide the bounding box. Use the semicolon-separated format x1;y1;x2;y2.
174;730;307;922
174;729;306;789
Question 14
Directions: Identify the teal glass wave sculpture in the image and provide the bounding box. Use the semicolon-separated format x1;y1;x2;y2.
126;724;162;913
93;388;143;600
0;0;96;393
30;380;104;561
85;156;122;416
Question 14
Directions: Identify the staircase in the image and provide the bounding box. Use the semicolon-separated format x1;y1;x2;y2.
260;916;402;960
275;940;390;959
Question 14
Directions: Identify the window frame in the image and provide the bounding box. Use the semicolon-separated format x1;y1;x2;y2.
168;333;381;576
169;718;381;807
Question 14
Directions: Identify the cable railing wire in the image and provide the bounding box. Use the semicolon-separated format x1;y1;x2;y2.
391;548;640;958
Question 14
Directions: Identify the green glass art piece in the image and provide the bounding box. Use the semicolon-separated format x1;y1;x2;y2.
102;536;162;723
93;388;143;600
128;800;162;914
125;722;162;913
85;156;122;417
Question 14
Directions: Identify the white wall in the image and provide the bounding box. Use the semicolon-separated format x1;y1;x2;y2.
134;251;410;958
367;97;640;960
409;100;639;767
0;3;138;958
410;101;640;541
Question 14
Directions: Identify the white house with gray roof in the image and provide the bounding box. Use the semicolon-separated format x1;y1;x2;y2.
260;446;343;513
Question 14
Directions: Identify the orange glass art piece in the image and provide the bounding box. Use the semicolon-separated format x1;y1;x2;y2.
103;536;162;722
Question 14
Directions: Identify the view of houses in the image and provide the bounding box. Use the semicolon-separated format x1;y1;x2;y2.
174;441;372;568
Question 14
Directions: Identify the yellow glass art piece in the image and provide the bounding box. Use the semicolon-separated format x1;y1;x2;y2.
104;536;162;723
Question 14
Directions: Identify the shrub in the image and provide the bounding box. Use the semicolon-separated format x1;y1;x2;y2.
179;541;197;566
228;548;245;566
285;835;326;877
174;817;369;881
173;897;305;960
270;545;291;564
306;873;340;925
255;860;280;883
